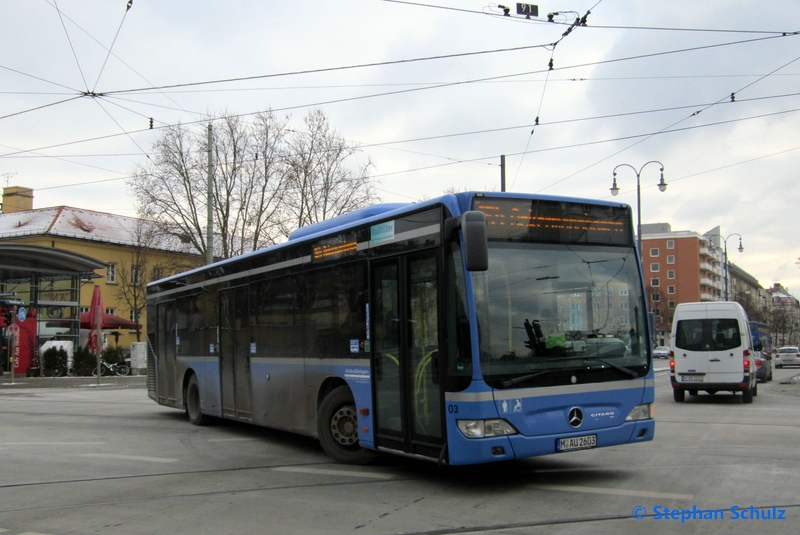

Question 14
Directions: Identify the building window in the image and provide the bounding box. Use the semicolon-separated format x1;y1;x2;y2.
131;265;141;286
668;301;676;309
668;270;675;279
667;255;675;264
106;263;117;283
652;308;661;316
152;267;163;281
80;306;89;313
620;302;629;310
650;263;660;272
651;278;660;287
668;286;676;294
105;307;115;316
592;302;600;311
129;310;139;330
619;288;629;296
651;293;660;302
650;248;659;257
667;240;674;249
620;317;630;325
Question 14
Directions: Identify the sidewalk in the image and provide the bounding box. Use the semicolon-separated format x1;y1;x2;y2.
0;372;147;389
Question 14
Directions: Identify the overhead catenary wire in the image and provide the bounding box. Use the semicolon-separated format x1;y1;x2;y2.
5;31;795;162
90;0;133;93
535;51;800;193
4;3;800;208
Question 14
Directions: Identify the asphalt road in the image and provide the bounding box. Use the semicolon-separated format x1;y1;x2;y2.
1;368;798;535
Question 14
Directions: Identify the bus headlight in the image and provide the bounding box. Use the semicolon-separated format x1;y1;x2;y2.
457;419;518;438
625;403;654;421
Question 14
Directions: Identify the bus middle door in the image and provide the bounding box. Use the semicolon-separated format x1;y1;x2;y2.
220;286;252;420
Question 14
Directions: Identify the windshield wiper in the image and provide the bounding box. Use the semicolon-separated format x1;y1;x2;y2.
581;357;639;378
501;370;553;388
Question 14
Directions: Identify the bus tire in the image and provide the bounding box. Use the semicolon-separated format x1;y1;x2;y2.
318;386;375;465
186;374;211;426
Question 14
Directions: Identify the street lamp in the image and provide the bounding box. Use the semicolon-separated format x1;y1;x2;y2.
706;232;743;301
610;161;667;252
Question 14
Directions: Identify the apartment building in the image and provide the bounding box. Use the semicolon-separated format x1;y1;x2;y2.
640;223;726;345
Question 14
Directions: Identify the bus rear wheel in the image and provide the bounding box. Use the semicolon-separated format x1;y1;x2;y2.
318;386;375;465
186;374;211;426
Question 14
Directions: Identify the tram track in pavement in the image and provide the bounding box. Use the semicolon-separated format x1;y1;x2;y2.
2;461;798;535
0;460;414;515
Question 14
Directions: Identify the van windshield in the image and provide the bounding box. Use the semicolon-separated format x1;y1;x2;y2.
675;318;741;351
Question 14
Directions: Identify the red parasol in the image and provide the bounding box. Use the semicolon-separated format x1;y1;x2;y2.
87;285;103;353
79;311;141;330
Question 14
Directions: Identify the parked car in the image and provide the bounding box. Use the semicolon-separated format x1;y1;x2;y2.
774;346;800;368
652;345;670;359
755;351;773;382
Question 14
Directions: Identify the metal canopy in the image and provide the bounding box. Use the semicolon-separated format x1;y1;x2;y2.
0;244;105;278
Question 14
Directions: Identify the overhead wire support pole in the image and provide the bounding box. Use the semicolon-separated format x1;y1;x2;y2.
206;124;214;265
500;155;506;192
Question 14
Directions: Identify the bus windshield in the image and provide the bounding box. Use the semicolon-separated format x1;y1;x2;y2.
473;242;649;388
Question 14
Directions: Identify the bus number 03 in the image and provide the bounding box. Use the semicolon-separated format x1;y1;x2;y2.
447;404;459;414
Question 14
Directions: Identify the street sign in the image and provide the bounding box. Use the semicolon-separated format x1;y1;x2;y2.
8;323;19;335
516;3;538;17
17;307;26;322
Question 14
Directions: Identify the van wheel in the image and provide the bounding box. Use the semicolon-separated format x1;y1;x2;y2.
673;388;685;402
742;387;753;404
753;383;758;397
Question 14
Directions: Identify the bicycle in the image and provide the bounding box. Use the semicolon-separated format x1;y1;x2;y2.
91;359;130;377
51;363;68;377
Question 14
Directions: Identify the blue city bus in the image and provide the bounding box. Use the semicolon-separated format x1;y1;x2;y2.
146;192;655;465
750;321;772;353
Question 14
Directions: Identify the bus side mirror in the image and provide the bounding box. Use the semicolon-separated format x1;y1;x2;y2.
461;211;488;272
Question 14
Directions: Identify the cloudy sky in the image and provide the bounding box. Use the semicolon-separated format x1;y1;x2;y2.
2;0;799;295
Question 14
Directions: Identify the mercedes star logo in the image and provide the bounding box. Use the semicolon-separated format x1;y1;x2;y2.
568;408;583;428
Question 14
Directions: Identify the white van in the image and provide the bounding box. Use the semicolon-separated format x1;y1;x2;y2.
670;302;760;403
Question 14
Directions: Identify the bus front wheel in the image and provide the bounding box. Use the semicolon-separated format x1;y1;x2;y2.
186;374;211;426
318;386;375;465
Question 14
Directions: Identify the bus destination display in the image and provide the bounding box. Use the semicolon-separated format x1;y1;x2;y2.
474;197;632;246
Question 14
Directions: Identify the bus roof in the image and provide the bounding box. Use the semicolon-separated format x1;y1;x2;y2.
148;191;631;287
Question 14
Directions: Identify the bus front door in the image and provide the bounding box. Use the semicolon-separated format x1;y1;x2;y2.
220;287;252;420
371;252;444;459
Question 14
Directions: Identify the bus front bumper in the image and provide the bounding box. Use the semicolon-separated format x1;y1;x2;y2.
446;419;655;465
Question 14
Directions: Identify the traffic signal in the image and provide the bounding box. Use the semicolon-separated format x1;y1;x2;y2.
0;307;11;326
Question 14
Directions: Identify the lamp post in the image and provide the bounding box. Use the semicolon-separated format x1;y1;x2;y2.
706;232;743;301
610;161;667;252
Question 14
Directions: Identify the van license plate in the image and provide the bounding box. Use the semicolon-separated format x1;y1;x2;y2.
681;375;703;382
559;435;597;452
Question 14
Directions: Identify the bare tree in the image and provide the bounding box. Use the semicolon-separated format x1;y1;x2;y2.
282;109;375;233
130;109;377;260
112;220;202;341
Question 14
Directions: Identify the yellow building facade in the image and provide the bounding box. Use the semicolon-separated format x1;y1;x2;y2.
0;186;203;350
